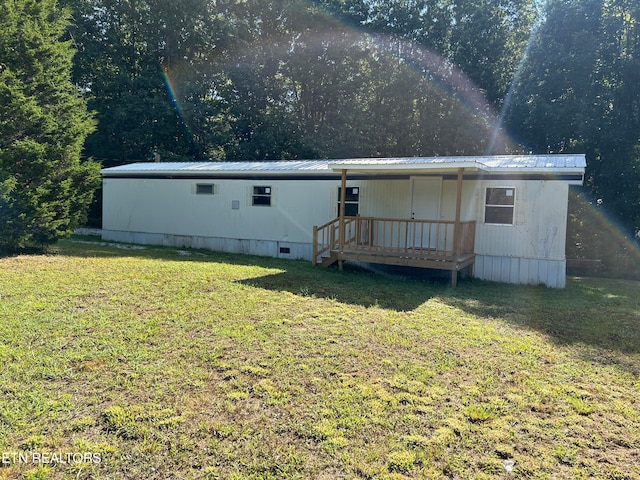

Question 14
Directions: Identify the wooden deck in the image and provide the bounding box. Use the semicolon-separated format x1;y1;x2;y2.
313;217;476;287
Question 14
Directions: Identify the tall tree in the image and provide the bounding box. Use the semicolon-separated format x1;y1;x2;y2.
0;0;100;252
449;0;536;107
592;0;640;232
64;0;229;162
68;0;532;164
319;0;533;154
505;0;640;233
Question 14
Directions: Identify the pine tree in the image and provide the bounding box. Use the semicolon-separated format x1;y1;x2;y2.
0;0;100;252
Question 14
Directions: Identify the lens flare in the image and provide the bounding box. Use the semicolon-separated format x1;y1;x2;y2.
159;2;517;159
161;65;200;158
158;1;639;275
568;188;640;264
489;5;546;155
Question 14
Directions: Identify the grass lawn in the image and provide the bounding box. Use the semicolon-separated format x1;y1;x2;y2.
0;237;639;479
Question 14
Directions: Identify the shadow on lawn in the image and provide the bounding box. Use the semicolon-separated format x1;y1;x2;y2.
59;238;640;362
235;265;454;312
60;236;449;311
443;278;640;368
244;268;640;356
240;262;640;369
64;237;471;311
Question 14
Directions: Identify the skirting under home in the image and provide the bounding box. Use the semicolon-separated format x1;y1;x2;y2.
101;155;586;287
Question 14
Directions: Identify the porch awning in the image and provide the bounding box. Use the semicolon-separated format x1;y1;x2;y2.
327;154;586;177
327;157;487;174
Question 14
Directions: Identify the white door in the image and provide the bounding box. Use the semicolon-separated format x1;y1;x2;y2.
410;177;442;249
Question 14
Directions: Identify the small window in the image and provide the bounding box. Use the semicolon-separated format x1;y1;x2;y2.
196;184;215;195
338;187;360;216
485;187;515;225
252;186;271;206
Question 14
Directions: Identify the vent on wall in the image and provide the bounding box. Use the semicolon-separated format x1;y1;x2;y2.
279;247;290;254
196;184;215;195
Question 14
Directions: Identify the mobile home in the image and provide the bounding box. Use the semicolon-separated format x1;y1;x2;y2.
101;155;586;287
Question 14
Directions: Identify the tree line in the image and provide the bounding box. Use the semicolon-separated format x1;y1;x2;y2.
1;0;638;251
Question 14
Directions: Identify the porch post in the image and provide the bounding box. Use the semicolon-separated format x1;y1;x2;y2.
453;167;464;254
451;167;464;287
338;168;347;271
312;225;318;266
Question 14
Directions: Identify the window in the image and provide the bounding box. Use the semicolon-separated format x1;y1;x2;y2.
196;184;215;195
338;187;360;216
252;186;271;206
485;187;515;225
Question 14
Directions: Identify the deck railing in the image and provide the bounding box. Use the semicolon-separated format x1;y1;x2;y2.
313;217;476;265
312;217;340;262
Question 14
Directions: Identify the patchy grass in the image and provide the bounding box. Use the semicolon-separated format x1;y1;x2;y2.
0;237;638;479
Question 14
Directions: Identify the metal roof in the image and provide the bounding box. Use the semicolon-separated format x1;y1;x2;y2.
101;160;332;175
101;155;586;176
327;155;586;172
477;155;587;170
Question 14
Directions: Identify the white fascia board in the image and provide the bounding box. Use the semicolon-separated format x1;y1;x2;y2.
483;166;586;175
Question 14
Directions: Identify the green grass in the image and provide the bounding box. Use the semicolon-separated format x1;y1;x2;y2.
0;237;639;479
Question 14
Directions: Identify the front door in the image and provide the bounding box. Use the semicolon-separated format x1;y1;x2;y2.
410;177;442;249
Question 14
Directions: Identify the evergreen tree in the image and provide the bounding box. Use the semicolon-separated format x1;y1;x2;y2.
0;0;100;252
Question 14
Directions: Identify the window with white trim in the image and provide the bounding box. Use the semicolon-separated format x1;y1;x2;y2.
337;187;360;216
485;187;515;225
252;186;272;206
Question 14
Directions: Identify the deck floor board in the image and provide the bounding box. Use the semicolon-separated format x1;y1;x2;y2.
332;249;475;272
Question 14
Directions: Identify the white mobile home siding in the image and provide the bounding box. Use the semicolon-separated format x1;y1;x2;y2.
440;179;477;222
103;176;471;256
103;177;353;259
472;180;569;287
103;176;567;286
102;155;585;288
